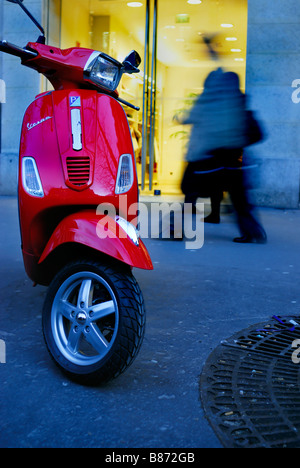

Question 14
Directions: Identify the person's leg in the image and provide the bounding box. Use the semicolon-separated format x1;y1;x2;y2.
184;193;199;214
181;162;198;213
228;169;266;243
204;190;223;223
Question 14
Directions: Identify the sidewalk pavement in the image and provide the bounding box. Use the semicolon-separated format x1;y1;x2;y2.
0;195;300;448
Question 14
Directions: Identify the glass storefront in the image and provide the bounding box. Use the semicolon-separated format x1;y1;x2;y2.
46;0;247;196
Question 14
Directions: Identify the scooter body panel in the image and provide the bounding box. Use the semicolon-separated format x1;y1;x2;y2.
38;210;152;270
25;43;105;91
18;89;151;284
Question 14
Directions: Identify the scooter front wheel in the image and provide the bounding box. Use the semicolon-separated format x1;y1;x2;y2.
42;260;145;385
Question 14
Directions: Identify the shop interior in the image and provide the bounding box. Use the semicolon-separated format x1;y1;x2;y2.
47;0;247;195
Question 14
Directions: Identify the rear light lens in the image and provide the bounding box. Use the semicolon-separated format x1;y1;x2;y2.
115;154;134;194
22;157;44;197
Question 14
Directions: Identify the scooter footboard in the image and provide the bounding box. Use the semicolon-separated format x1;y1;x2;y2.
38;210;153;272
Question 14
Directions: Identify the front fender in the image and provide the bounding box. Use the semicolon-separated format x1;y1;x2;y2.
38;210;153;270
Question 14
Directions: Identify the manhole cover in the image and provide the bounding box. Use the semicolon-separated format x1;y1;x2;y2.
200;315;300;448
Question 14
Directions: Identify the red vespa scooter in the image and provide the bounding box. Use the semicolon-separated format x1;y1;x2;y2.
1;0;153;384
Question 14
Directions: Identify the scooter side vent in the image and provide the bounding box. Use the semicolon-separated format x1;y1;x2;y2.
66;156;90;187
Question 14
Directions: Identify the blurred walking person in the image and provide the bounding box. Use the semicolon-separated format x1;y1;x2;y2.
179;67;266;243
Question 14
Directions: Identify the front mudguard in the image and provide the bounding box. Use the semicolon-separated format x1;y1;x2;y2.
38;210;153;271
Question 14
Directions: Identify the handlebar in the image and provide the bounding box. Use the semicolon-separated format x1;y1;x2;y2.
0;40;37;60
0;40;140;110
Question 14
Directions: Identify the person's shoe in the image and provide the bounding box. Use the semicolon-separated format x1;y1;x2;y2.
233;234;267;244
203;213;220;224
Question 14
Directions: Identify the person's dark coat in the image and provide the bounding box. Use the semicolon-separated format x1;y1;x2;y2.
180;68;249;162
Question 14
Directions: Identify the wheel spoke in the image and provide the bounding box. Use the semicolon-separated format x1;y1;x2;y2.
60;299;75;320
77;279;92;308
66;324;82;354
85;323;109;355
90;300;116;321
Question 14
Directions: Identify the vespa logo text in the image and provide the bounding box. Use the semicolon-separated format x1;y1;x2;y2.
0;339;6;364
27;116;52;131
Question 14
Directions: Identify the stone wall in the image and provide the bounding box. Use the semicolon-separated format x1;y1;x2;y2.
0;0;42;195
246;0;300;208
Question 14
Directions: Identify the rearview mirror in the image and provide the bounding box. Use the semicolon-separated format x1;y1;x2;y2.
5;0;45;42
122;50;141;74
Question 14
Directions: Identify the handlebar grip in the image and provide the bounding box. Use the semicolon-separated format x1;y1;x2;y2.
0;40;37;60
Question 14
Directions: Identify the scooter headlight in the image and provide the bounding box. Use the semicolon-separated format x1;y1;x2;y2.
115;154;134;194
22;157;44;197
84;52;122;92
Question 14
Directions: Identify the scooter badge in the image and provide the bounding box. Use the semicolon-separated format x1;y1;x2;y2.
70;96;81;107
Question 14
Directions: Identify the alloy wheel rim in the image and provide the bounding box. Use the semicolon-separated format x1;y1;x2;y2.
51;271;119;366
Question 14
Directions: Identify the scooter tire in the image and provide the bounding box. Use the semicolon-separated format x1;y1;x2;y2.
42;259;146;385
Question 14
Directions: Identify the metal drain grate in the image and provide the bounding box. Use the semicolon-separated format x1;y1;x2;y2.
200;315;300;448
